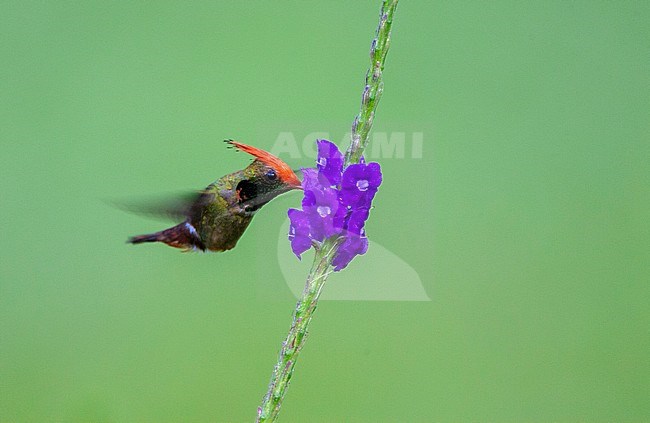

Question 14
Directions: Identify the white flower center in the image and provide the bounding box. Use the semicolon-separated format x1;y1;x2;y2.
356;179;369;191
317;206;331;217
318;157;327;167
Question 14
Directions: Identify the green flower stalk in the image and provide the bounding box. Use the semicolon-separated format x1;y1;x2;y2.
256;1;399;421
345;0;398;167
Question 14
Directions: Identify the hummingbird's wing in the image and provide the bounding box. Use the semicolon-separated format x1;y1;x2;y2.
110;191;204;222
115;179;291;224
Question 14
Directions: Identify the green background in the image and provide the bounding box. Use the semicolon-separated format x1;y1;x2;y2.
1;1;649;422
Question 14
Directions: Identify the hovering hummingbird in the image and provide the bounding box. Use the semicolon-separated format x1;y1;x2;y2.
128;140;302;252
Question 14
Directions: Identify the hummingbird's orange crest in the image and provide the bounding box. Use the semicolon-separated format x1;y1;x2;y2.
226;140;301;188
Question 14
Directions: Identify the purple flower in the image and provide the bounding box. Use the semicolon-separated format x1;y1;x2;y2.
301;185;344;241
344;208;370;236
288;139;382;270
332;232;369;271
340;162;382;209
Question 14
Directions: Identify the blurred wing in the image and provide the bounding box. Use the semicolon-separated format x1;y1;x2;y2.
109;191;204;222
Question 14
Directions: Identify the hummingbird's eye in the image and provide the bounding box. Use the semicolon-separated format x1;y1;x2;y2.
265;169;277;181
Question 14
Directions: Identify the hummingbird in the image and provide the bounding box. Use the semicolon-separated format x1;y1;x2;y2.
128;140;302;252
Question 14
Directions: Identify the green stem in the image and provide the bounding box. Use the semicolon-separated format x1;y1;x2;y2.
256;1;398;421
256;240;337;422
345;0;399;166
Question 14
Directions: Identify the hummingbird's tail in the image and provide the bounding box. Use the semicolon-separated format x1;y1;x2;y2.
128;221;206;251
128;233;160;244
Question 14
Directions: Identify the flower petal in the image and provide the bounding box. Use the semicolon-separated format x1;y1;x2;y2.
366;162;383;189
301;168;320;191
345;208;370;235
332;233;369;271
316;140;343;187
288;209;312;258
303;187;341;240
